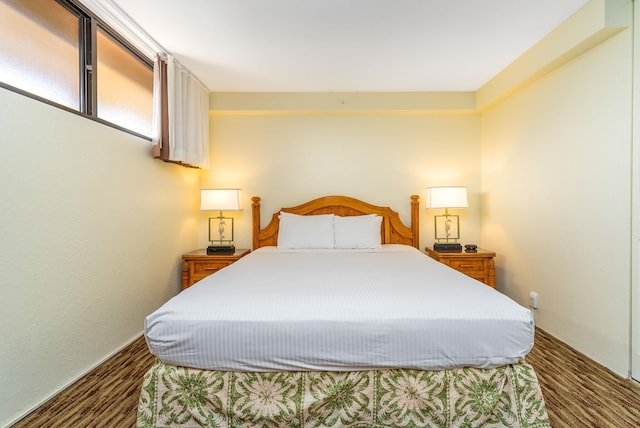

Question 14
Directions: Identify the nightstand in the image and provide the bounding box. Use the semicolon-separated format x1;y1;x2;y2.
425;247;496;288
181;248;250;290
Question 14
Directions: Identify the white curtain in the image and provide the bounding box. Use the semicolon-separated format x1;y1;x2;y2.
161;55;210;168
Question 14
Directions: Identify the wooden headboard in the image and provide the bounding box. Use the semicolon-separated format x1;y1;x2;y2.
252;195;419;250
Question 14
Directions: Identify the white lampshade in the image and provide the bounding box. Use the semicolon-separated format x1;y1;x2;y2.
426;186;468;209
200;189;242;211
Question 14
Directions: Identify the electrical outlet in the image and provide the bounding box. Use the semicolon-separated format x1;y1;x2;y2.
529;291;539;309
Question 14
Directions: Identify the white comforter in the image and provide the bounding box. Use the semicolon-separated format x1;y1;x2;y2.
144;245;534;371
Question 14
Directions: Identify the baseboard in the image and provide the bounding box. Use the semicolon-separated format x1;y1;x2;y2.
5;331;144;428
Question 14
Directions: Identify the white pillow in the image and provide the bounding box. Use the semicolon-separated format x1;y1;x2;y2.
334;214;382;249
277;212;335;249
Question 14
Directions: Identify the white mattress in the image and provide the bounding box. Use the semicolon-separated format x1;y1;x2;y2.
144;245;534;371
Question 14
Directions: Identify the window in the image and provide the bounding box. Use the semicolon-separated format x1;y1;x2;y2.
0;0;153;138
0;0;80;109
96;28;153;136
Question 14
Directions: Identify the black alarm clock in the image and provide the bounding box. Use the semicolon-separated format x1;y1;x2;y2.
464;244;478;253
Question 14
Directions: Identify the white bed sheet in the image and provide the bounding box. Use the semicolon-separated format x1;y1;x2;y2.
144;245;534;371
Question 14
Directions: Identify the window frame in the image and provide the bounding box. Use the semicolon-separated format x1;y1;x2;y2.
0;0;154;140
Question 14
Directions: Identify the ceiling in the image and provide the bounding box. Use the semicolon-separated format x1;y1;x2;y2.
111;0;590;92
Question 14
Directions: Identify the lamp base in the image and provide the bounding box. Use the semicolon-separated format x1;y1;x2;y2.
207;245;235;254
433;242;462;252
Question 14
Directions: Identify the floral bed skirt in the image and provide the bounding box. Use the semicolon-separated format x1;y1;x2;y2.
137;360;549;427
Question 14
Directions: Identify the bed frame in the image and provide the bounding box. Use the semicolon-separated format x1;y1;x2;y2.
251;194;420;250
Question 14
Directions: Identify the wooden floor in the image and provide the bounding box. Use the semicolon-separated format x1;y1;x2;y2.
527;330;640;427
10;329;640;427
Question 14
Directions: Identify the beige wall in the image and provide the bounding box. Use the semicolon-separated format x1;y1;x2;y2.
480;27;632;376
0;88;200;425
203;99;482;250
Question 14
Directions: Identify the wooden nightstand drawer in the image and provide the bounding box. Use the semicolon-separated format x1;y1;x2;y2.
465;272;489;283
182;249;250;290
447;258;485;273
192;261;232;276
425;247;496;288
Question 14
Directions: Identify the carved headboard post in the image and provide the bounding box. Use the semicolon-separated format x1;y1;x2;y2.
411;194;419;249
251;197;261;250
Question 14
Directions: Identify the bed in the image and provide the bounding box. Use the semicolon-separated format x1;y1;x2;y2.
138;195;549;428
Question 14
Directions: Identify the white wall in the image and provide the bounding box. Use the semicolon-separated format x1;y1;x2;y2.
203;102;482;251
480;27;632;376
0;88;200;426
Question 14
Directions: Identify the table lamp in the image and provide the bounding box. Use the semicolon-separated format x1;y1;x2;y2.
200;189;242;254
426;186;468;252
